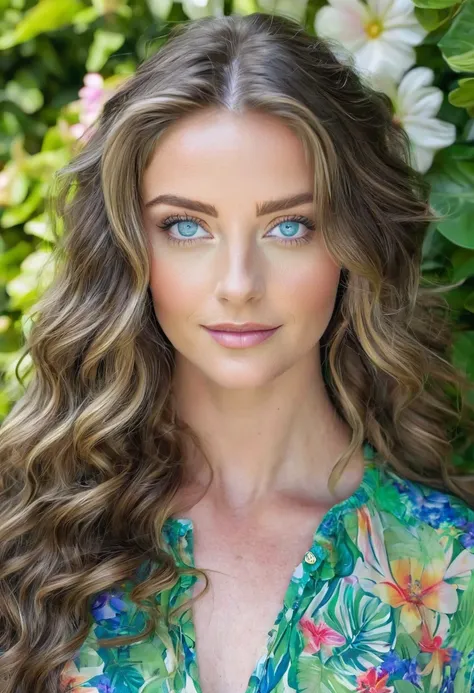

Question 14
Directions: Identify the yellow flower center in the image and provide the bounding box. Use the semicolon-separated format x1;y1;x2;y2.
365;20;383;39
407;579;423;602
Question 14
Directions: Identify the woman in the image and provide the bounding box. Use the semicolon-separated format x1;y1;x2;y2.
1;11;474;693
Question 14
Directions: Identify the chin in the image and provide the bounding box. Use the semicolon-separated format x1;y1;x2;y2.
200;359;292;390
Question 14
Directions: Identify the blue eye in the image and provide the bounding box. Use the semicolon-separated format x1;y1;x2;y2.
175;219;201;237
281;221;299;236
157;215;210;245
274;220;302;238
265;215;316;245
157;213;316;247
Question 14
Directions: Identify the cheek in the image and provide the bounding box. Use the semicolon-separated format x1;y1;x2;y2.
277;256;341;324
148;254;204;326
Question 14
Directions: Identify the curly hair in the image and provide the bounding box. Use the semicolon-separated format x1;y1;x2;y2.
1;11;473;692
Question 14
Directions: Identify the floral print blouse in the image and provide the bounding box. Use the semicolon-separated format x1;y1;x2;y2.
62;444;474;693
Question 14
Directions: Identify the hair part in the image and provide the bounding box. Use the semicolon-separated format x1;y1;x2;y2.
0;11;473;692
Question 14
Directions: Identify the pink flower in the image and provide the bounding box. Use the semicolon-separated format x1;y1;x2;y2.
78;73;106;115
419;622;451;687
298;616;346;656
69;72;115;143
357;667;394;692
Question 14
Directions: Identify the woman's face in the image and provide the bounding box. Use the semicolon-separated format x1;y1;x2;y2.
141;108;341;389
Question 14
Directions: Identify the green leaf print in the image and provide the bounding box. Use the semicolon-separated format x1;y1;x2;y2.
316;579;396;677
100;662;145;691
296;655;352;693
333;535;359;576
139;675;171;692
449;571;474;652
393;682;421;693
129;641;171;681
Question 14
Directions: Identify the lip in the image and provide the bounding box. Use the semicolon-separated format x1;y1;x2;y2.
202;324;281;349
203;322;279;332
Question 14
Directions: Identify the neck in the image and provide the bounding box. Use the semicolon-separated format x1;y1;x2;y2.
170;347;364;516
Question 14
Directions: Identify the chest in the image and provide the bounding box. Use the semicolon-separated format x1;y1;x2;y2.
187;527;317;693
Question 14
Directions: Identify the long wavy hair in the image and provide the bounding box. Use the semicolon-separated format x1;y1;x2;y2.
1;11;474;692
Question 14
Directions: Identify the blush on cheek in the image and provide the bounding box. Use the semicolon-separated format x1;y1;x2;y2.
148;258;203;335
281;261;341;322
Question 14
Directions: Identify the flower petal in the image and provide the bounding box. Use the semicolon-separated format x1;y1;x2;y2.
409;146;435;173
403;117;456;149
383;23;427;46
419;560;446;590
314;2;367;45
400;87;443;118
355;39;416;81
400;66;435;91
382;0;427;28
400;602;422;633
444;548;474;580
421;580;458;614
321;626;346;646
390;558;413;590
372;580;407;608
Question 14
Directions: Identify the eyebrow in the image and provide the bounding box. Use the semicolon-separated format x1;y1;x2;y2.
144;192;314;217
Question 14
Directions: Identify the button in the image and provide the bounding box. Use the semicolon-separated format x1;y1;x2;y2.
304;551;317;565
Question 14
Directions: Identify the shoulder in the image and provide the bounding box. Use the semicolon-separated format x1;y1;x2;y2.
362;461;474;550
342;462;474;689
353;462;474;584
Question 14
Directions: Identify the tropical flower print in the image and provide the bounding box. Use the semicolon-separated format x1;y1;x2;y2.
63;449;474;693
356;667;394;692
352;503;474;636
298;616;346;656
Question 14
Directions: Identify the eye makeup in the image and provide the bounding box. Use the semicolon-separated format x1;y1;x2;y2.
155;213;317;247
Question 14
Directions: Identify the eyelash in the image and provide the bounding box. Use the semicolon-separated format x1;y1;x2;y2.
156;213;316;247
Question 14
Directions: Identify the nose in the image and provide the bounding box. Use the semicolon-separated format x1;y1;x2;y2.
214;238;265;305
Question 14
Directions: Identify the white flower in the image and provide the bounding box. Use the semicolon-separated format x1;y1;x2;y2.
181;0;224;19
373;67;456;172
314;0;427;83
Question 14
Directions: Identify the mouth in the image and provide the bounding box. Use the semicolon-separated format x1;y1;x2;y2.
203;323;280;332
202;325;281;349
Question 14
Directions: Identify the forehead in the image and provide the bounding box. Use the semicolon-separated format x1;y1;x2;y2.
141;108;314;208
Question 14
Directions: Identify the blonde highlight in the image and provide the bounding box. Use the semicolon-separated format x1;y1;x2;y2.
0;11;473;692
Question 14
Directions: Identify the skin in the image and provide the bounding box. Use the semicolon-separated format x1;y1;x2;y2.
140;107;366;530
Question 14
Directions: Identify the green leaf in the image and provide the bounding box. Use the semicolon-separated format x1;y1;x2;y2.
452;331;474;381
296;655;349;693
0;183;44;229
452;256;474;281
317;580;396;678
414;6;454;29
0;0;86;49
86;30;125;72
449;572;474;652
426;145;474;249
394;682;421;693
297;656;322;692
23;213;54;242
450;249;474;282
439;0;474;71
4;73;44;114
412;0;458;10
465;290;474;312
449;77;474;116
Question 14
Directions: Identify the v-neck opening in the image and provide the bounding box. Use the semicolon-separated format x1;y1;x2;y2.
162;442;379;693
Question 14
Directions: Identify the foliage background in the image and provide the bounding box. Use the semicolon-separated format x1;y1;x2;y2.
0;0;473;468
